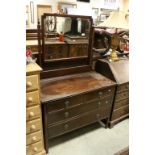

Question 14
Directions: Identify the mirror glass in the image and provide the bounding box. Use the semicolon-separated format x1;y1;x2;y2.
42;15;91;61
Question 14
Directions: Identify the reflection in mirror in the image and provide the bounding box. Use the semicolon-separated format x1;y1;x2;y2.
43;15;91;61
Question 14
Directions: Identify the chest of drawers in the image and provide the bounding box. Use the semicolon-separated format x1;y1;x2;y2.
26;63;46;155
95;58;129;128
41;72;116;153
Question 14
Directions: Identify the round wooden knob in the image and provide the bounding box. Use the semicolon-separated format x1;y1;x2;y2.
27;81;32;87
98;101;101;107
28;97;33;102
64;112;69;118
105;101;109;104
108;89;111;92
33;147;38;152
98;92;103;97
64;124;69;130
65;101;69;108
29;112;34;117
32;136;37;141
31;125;36;130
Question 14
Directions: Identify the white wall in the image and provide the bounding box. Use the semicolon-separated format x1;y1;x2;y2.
26;0;120;28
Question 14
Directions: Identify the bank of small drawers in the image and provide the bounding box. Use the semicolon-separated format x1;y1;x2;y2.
26;70;45;155
46;86;115;138
111;83;129;122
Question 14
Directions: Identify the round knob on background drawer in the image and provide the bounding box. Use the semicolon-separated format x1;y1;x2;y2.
64;124;69;130
28;97;33;102
64;112;69;118
29;112;34;117
31;125;36;130
65;101;69;108
32;136;37;141
33;147;38;152
27;81;32;87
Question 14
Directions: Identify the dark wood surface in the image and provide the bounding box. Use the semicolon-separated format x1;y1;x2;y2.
95;58;129;127
41;71;116;153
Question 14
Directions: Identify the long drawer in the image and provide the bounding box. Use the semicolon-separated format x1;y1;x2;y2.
48;108;110;139
84;86;115;102
47;95;83;112
112;105;129;120
26;105;41;121
27;119;41;134
26;141;43;155
26;130;42;145
47;95;112;125
26;90;40;107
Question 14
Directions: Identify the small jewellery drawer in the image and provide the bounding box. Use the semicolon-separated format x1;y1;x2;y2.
26;141;43;155
47;95;83;112
115;91;129;102
48;108;110;138
117;83;129;93
26;119;41;134
26;75;39;92
26;130;42;145
112;105;129;120
84;87;115;102
26;105;40;121
26;90;40;107
114;98;129;109
47;96;113;125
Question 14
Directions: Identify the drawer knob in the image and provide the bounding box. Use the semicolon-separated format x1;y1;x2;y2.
33;147;38;152
31;125;36;130
98;101;101;107
105;100;109;104
29;112;34;117
108;89;111;92
65;101;69;108
64;124;69;130
98;92;103;96
64;112;69;118
27;81;32;87
28;97;33;102
32;136;37;141
96;114;100;119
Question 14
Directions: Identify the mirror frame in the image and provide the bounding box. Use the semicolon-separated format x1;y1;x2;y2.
38;13;93;79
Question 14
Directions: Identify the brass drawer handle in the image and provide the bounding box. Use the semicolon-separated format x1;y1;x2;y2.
32;136;37;141
27;81;32;87
65;101;70;108
64;124;69;130
64;112;69;118
29;112;35;117
31;125;36;130
33;147;38;152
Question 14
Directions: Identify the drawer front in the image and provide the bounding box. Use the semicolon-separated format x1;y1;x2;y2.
84;87;115;102
117;83;129;93
115;91;129;102
48;108;110;138
26;119;41;134
26;75;39;92
26;105;40;121
26;141;43;155
114;98;129;110
47;96;112;125
26;131;42;145
111;105;129;120
47;95;83;112
26;90;40;107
